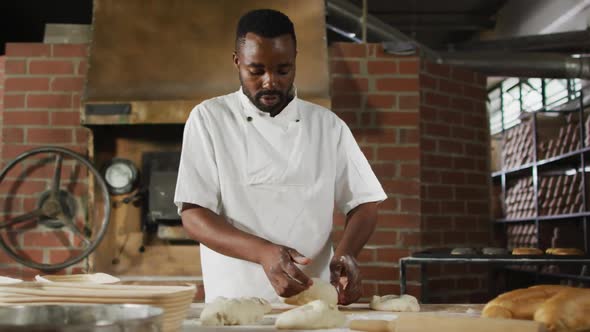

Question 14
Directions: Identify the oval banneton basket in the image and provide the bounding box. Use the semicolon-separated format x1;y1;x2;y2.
0;282;196;332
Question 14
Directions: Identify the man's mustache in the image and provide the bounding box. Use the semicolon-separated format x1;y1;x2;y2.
256;90;283;99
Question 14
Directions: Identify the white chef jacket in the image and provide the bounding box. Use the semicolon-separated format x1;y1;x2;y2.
174;88;387;303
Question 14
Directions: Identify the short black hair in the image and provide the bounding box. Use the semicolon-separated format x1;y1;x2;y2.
235;9;296;50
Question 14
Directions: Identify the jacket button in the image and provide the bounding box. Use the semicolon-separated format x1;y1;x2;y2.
247;116;253;122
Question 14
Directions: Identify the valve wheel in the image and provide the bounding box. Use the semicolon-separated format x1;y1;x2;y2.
0;146;111;271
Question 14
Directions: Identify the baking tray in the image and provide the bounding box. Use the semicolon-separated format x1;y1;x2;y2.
411;247;590;260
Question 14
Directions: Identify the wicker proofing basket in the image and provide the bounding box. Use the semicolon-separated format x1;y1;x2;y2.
0;282;196;332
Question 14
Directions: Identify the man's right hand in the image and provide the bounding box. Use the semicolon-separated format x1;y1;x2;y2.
259;244;313;297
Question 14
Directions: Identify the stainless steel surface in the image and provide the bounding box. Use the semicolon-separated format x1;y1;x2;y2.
0;304;163;332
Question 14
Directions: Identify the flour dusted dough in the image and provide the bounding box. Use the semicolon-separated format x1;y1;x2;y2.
370;294;420;312
275;299;346;330
200;297;271;326
283;277;338;306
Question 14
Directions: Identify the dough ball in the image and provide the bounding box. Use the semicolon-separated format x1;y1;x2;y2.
482;247;509;255
283;278;338;306
275;299;346;329
370;294;420;312
200;296;271;326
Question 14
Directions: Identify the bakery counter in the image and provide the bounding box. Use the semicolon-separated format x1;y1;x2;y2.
181;303;485;331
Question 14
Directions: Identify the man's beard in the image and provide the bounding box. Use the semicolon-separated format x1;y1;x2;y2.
241;78;293;115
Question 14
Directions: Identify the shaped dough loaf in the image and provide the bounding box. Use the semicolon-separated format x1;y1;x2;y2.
275;299;346;330
370;294;420;312
200;297;271;326
283;277;338;306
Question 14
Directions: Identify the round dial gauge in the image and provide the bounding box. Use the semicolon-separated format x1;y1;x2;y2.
102;159;138;195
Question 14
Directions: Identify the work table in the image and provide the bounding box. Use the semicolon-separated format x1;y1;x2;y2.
181;302;485;331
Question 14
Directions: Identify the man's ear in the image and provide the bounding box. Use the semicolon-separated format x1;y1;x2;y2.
233;52;239;69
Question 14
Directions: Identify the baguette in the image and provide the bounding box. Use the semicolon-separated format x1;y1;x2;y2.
534;287;590;332
482;285;571;319
545;248;585;256
512;248;544;255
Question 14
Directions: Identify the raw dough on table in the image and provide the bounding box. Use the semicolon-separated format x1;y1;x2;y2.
275;299;346;330
283;277;338;306
370;294;420;312
200;297;271;326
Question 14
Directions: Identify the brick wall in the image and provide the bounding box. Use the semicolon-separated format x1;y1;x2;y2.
0;42;490;303
330;43;422;299
0;56;4;157
0;43;89;278
419;61;491;303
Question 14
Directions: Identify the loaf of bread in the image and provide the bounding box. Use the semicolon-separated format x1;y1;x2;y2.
512;247;544;255
545;248;585;255
534;287;590;332
482;285;571;319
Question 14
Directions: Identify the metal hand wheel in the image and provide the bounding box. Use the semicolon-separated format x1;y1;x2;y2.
0;146;111;271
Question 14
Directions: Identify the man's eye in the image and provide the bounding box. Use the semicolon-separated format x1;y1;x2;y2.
249;71;264;76
278;70;290;75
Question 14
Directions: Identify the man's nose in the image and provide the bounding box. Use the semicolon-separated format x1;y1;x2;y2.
262;73;278;89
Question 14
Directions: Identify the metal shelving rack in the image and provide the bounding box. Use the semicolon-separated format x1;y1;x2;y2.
491;90;589;254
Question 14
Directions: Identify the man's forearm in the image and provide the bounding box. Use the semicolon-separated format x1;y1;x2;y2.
334;202;379;258
181;203;270;264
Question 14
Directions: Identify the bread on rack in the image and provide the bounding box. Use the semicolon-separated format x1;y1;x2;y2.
545;248;585;256
512;247;544;255
482;285;571;319
533;287;590;332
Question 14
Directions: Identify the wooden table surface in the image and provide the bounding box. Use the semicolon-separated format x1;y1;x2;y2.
182;302;486;331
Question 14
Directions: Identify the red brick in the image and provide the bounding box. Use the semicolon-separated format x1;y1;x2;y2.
378;197;398;212
438;110;463;125
371;163;397;179
377;248;410;262
3;94;25;109
72;94;82;108
424;62;451;77
360;112;373;126
452;68;475;83
421;169;439;183
356;128;397;144
360;146;375;160
368;231;398;245
3;128;24;143
360;265;398;280
424;123;450;137
400;231;420;246
454;217;479;231
454;157;475;170
51;77;84;92
330;43;367;58
368;61;397;75
331;60;361;74
23;231;72;247
399;95;419;109
5;77;50;91
75;128;90;144
382;179;420;196
51;111;80;126
424;216;454;230
5;60;26;74
464;113;487;127
332;94;363;109
377;214;420;229
422;232;442;246
464;85;487;100
376;283;401;296
14;249;44;264
400;163;419;178
425;92;450;107
6;43;51;57
469;232;491;244
27;128;73;143
332;77;368;92
420;75;437;89
421;138;436;152
49;249;84;263
467;202;489;214
400;128;419;144
378;146;419;161
438;139;463;154
440;171;466;185
466;173;488;186
426;185;453;200
423;154;453;168
362;282;377;297
378;111;419;126
357;248;375;263
3;111;50;125
451;126;475;140
466;142;486;155
29;60;74;74
430;278;455;291
439;79;464;94
77;60;88;75
399;60;419;74
441;201;466;214
451;97;474;112
52;44;89;57
376;78;419;91
335;111;358;126
27;94;72;108
443;231;467;244
400;198;420;213
0;179;48;195
421;200;440;214
366;94;396;109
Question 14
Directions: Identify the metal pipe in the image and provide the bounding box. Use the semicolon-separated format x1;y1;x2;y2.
327;0;590;79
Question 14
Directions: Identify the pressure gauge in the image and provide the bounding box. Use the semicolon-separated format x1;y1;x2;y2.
102;158;138;195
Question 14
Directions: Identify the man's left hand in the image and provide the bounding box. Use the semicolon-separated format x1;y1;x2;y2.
330;255;362;305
